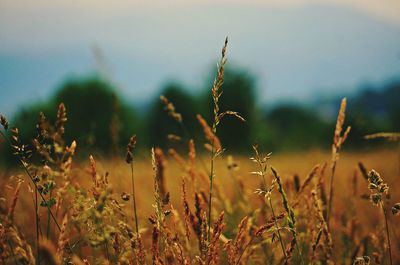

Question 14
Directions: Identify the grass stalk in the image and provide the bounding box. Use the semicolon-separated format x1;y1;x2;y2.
131;162;139;237
272;167;305;265
46;190;53;239
252;145;288;264
253;146;287;262
207;37;229;245
207;138;215;242
268;197;288;263
126;135;139;239
381;202;393;265
35;187;41;264
326;98;350;229
0;130;62;232
326;160;337;227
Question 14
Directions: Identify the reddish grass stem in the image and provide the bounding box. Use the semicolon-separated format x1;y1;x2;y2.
131;162;139;238
382;202;393;265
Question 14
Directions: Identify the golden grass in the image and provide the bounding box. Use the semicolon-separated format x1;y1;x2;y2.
1;146;400;264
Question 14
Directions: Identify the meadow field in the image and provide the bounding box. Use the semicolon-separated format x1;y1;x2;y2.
0;39;399;265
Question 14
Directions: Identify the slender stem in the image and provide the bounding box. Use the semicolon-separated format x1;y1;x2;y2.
207;139;215;243
46;210;51;239
381;202;393;265
269;197;288;263
130;162;139;238
0;129;76;258
46;190;52;239
295;236;305;265
327;159;337;229
273;168;305;265
0;130;61;231
254;149;280;264
23;163;61;231
35;188;40;264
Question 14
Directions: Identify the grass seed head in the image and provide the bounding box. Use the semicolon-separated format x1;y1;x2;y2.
392;203;400;216
367;169;388;205
353;256;370;265
0;114;9;130
365;132;400;141
125;135;137;164
55;103;67;138
160;95;182;122
196;114;222;151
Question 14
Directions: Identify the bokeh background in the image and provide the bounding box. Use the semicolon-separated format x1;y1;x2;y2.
1;0;400;161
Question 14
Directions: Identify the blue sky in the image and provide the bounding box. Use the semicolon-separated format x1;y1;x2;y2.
1;0;400;116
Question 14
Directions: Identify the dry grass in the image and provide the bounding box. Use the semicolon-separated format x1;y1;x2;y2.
1;147;399;264
0;39;399;265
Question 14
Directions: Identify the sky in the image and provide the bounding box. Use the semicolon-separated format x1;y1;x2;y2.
1;0;400;116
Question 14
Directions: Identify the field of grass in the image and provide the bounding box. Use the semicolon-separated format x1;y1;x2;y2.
0;39;399;265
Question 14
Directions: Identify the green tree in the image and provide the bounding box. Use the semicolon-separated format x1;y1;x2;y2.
54;78;140;153
147;82;199;148
261;105;330;151
11;77;140;155
384;82;400;131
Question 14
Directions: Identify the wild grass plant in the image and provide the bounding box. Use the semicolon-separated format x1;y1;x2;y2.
0;39;399;265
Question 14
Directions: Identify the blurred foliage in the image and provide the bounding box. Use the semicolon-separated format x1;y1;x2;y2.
147;82;200;149
261;105;331;152
346;80;400;148
8;78;141;159
52;78;141;153
1;68;399;166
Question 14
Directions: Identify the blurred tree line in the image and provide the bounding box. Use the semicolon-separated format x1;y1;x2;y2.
1;67;399;164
